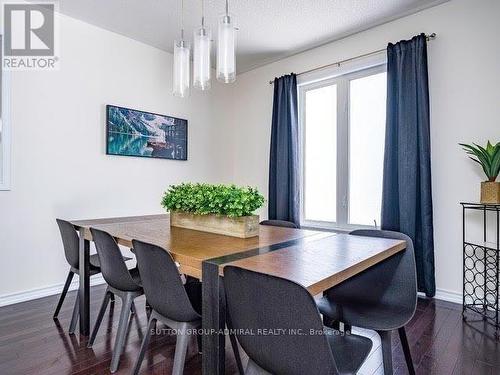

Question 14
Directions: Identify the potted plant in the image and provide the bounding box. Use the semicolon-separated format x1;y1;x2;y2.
161;183;265;238
460;141;500;204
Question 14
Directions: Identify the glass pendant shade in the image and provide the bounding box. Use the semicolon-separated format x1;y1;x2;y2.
193;27;211;90
173;39;190;97
216;14;236;83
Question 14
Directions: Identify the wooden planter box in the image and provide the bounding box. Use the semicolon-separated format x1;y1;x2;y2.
170;211;259;238
481;181;500;204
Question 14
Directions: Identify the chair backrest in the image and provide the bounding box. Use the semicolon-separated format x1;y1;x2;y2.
132;240;200;322
56;219;80;269
348;229;417;325
90;228;141;292
224;266;338;375
259;219;298;229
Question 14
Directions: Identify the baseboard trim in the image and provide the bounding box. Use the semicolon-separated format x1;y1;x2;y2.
434;288;463;304
418;288;462;305
0;274;106;307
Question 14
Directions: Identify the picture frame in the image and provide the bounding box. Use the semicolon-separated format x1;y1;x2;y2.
106;104;188;161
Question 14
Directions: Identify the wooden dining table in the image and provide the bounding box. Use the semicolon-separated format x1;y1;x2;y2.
70;214;406;375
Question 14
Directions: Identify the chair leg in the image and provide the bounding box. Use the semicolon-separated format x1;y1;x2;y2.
196;330;202;354
377;330;393;375
69;293;79;334
145;300;153;321
110;294;133;373
228;332;244;375
53;270;74;318
398;327;415;375
131;301;136;315
132;316;157;375
87;289;112;347
110;292;115;303
172;323;190;375
226;313;244;375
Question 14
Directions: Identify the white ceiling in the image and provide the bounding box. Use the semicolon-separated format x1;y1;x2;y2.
46;0;447;73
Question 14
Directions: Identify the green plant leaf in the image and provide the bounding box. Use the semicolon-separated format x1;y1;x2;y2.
161;183;265;217
477;142;497;178
460;141;500;180
490;145;500;181
461;144;489;172
473;143;492;164
486;141;494;155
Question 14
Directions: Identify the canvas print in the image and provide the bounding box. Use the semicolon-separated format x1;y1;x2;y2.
106;105;188;160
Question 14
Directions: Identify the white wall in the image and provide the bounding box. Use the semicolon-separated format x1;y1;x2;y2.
0;13;233;299
1;0;498;304
228;0;500;298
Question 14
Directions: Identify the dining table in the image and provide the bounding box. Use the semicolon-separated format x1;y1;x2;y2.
70;214;406;375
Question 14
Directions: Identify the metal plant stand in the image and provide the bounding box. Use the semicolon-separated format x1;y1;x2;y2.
461;202;500;339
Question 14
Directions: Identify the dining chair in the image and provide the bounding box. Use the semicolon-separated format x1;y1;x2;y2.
87;227;144;373
131;239;202;375
259;219;298;228
317;230;417;375
54;219;129;333
224;265;373;375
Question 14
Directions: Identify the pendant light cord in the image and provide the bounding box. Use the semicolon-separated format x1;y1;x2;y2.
180;0;184;40
201;0;205;27
225;0;229;15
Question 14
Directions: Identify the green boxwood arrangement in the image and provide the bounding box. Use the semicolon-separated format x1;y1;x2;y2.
161;183;265;217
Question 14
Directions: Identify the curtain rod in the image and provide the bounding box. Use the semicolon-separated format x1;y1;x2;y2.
268;33;436;84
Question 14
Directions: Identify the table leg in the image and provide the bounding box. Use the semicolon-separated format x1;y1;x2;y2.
202;261;225;375
78;228;90;336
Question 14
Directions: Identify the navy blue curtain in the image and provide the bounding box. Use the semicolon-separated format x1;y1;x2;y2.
381;34;435;297
268;74;300;226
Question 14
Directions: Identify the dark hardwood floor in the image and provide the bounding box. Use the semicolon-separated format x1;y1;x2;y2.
0;284;499;374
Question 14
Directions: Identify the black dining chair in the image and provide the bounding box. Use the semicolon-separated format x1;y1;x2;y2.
131;239;202;375
224;265;373;375
54;219;130;333
87;227;144;373
259;219;298;228
317;230;417;375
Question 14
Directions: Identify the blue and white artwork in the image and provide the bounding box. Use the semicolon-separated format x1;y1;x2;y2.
106;105;187;160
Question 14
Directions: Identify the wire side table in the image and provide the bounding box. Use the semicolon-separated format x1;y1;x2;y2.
461;202;500;339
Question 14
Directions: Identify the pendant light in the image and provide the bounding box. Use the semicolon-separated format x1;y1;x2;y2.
173;0;190;97
216;0;236;83
193;0;211;90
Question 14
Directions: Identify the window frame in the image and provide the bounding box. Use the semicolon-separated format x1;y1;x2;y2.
298;60;387;232
0;34;11;191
